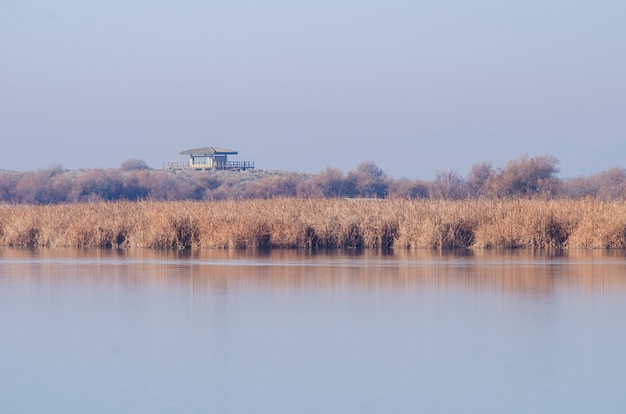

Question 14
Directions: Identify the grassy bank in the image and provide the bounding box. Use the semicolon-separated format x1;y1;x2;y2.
1;198;625;249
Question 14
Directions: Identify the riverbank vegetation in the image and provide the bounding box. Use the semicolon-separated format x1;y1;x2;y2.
2;154;626;203
1;198;625;249
2;153;626;250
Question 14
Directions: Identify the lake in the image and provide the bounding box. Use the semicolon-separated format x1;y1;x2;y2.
1;248;626;414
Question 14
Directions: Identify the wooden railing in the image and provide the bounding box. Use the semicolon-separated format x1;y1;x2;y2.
213;161;255;171
163;161;188;170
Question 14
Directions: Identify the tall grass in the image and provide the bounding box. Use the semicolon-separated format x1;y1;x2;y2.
1;198;625;249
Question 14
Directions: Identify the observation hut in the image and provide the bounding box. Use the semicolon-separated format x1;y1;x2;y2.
163;146;255;171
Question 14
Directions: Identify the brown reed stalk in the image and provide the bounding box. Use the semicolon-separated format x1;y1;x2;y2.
1;198;626;249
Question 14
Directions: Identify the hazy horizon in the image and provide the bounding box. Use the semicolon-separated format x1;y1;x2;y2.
2;0;624;179
0;151;619;182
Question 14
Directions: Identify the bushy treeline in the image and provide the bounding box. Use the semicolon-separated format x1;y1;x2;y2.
1;154;625;204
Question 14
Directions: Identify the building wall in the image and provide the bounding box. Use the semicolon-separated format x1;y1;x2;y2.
188;154;229;169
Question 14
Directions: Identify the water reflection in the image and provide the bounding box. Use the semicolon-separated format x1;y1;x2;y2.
2;247;626;414
1;247;625;296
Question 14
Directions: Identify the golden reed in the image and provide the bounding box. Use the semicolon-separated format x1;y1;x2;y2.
1;198;625;249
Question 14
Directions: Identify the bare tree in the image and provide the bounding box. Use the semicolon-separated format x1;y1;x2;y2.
12;166;71;204
465;162;494;197
297;167;348;197
430;169;466;199
488;154;560;198
387;178;429;199
121;158;151;171
346;161;389;198
596;167;626;199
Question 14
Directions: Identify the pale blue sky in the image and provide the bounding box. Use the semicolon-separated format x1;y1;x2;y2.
1;0;624;178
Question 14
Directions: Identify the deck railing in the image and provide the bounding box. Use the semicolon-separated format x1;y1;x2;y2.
163;162;188;170
213;161;255;170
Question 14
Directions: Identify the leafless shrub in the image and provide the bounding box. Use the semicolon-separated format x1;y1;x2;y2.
562;167;626;199
120;170;152;200
346;161;389;198
0;171;17;202
430;170;466;199
12;167;71;204
68;169;124;202
235;175;299;199
296;167;348;197
121;158;151;171
127;170;190;200
486;154;559;198
594;168;626;199
562;176;599;198
387;178;429;199
465;162;494;197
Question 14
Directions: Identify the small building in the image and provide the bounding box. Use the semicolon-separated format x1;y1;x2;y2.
164;146;255;171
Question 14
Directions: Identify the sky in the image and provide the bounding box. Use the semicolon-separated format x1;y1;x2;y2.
1;0;624;179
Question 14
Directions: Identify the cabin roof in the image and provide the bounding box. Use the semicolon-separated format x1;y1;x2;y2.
179;146;238;156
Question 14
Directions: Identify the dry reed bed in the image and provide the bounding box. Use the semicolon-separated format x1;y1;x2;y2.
1;198;625;249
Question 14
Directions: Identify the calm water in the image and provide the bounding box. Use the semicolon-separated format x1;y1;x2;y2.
1;248;626;414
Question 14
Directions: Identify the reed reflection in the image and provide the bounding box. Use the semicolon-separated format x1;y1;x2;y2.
1;248;625;297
